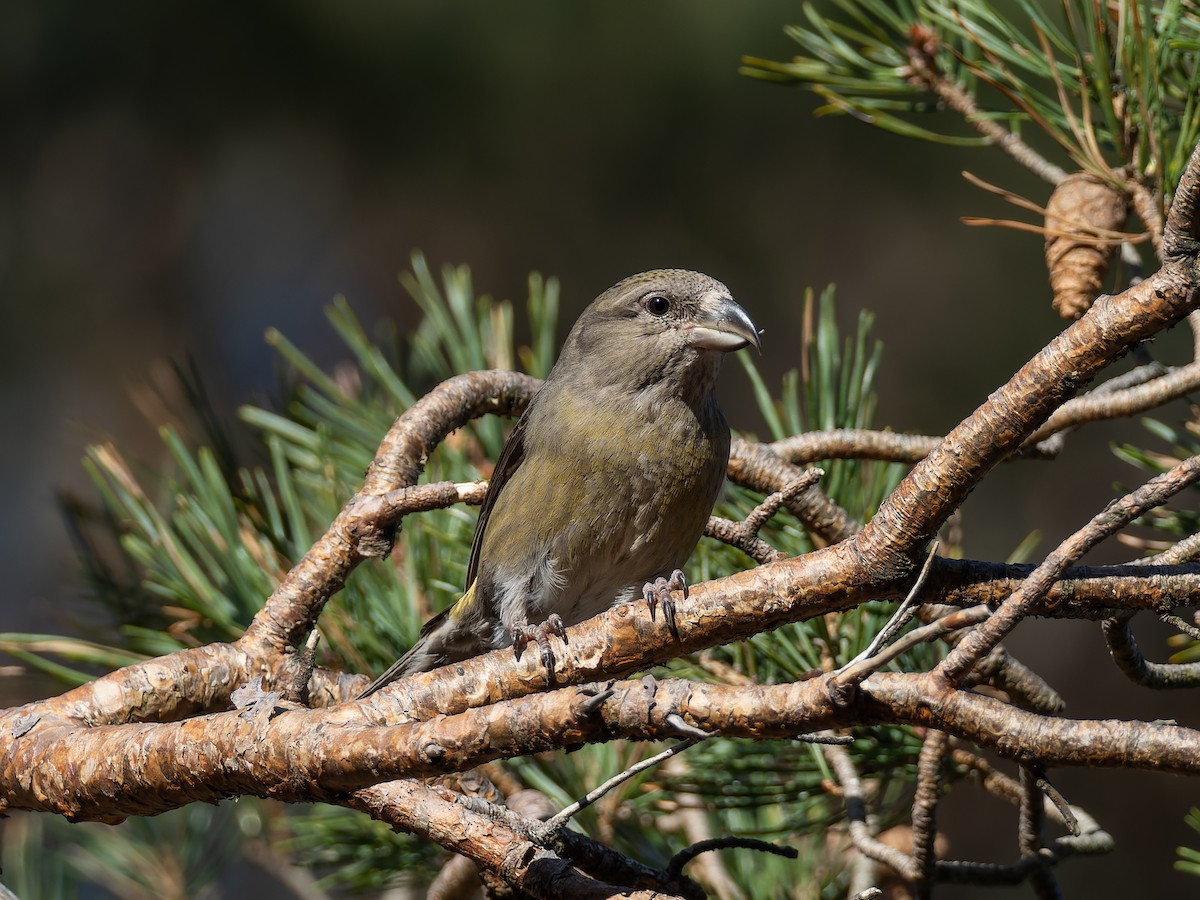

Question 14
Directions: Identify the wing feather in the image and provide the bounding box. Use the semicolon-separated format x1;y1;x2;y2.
465;405;532;587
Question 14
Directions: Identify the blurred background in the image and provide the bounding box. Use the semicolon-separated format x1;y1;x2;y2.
2;1;1196;896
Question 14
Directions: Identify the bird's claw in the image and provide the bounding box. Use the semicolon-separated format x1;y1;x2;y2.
512;614;567;673
642;569;686;642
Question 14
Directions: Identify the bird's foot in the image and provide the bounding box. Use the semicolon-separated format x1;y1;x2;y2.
642;568;686;642
512;614;567;672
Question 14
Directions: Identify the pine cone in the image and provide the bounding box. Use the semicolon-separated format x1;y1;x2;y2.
1044;173;1129;319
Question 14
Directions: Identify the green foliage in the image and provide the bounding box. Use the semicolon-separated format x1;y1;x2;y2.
1179;807;1200;877
282;805;444;892
743;0;1200;193
2;804;263;900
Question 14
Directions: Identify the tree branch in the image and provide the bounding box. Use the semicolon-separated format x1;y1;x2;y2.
7;671;1200;823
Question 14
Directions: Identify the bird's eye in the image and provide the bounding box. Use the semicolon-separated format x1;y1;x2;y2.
644;294;671;317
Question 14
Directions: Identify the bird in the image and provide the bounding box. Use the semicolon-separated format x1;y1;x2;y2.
359;269;759;697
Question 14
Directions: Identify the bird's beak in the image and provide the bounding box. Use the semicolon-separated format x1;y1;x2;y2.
686;294;762;353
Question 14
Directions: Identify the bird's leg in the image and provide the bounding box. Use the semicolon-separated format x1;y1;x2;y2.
642;568;686;642
512;613;567;673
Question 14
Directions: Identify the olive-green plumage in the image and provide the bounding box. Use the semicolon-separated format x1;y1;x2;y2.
360;269;759;696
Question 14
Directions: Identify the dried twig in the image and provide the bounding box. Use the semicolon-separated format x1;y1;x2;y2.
845;541;941;670
704;470;824;563
833;605;990;693
279;630;321;705
665;837;798;880
1159;611;1200;641
536;739;703;839
770;430;943;464
1019;766;1062;900
938;454;1200;686
823;740;919;882
728;438;861;544
1101;615;1200;688
348;778;699;900
1026;361;1200;445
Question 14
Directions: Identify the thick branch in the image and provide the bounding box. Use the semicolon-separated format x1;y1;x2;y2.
8;672;1200;822
33;251;1200;728
9;643;256;728
1165;141;1200;260
855;268;1198;581
924;558;1200;614
9;140;1200;891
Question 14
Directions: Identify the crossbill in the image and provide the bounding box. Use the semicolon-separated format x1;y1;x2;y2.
360;269;759;696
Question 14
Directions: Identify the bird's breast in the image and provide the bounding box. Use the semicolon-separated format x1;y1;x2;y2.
482;384;728;629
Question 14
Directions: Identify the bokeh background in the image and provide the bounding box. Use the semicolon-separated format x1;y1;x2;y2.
2;2;1196;896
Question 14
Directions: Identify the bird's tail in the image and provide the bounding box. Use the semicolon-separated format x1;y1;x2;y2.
356;584;480;699
355;631;439;699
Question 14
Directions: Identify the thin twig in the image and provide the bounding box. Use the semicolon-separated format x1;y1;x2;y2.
1034;772;1078;837
728;438;861;544
659;755;745;900
1026;361;1200;445
350;778;701;900
704;517;781;565
743;471;824;534
665;837;798;879
951;748;1107;850
1104;485;1200;687
823;742;919;882
967;647;1066;714
773;358;1185;466
379;480;488;514
1159;611;1200;640
961;216;1144;244
1101;615;1200;688
537;739;702;837
797;732;855;745
1130;179;1165;260
1018;765;1045;857
1134;527;1200;565
771;430;940;464
832;605;990;693
848;541;941;668
704;470;824;564
279;630;321;704
769;427;1059;464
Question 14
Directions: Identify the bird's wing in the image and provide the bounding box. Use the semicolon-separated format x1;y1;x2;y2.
465;408;531;587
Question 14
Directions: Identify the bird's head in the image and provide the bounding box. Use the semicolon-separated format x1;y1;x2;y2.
557;269;760;399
